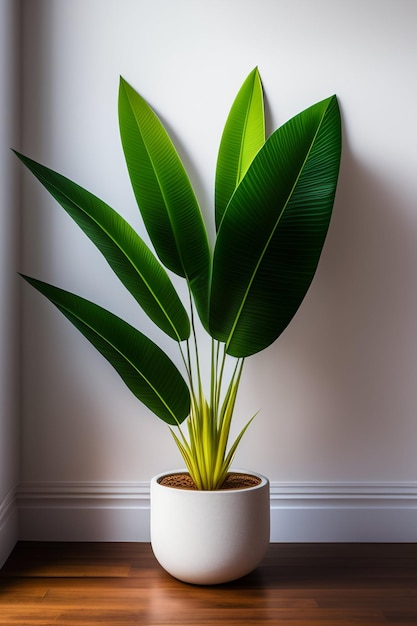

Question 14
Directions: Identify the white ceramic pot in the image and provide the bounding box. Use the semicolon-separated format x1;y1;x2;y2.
150;469;270;585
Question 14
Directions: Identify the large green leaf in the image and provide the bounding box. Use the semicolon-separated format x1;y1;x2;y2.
215;67;265;229
209;95;342;357
15;152;189;343
118;78;211;326
21;275;190;425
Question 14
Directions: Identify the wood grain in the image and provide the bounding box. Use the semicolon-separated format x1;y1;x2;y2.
1;542;416;625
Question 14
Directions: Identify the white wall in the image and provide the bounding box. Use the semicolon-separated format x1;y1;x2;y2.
0;0;21;565
19;0;417;541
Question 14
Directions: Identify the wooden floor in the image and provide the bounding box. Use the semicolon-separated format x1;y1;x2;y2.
1;543;417;625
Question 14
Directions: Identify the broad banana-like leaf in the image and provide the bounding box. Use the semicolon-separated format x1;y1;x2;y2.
209;95;341;357
15;152;190;343
215;67;265;229
21;275;190;425
118;78;211;326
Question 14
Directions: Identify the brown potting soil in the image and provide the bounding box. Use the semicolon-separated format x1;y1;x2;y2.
158;472;261;490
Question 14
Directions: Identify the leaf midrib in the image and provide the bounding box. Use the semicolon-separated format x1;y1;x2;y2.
235;72;257;187
59;298;181;424
225;101;330;353
124;82;195;284
36;169;183;343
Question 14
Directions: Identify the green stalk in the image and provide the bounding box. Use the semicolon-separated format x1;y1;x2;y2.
212;358;244;484
170;286;255;490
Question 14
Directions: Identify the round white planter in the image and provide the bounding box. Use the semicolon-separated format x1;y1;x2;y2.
150;469;270;585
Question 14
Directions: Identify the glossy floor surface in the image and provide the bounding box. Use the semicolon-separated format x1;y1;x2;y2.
1;542;417;625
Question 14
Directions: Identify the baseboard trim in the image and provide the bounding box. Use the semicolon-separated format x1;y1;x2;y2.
17;482;151;542
0;488;18;567
269;482;417;542
17;481;417;542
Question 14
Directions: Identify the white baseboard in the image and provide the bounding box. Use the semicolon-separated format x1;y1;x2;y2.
17;482;151;542
0;488;18;567
17;481;417;543
270;482;417;542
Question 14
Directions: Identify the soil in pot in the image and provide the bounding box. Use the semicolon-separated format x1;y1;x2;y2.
158;472;262;490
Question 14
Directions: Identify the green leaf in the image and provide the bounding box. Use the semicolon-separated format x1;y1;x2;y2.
21;275;190;426
215;67;265;229
118;77;211;326
15;152;189;343
209;95;342;357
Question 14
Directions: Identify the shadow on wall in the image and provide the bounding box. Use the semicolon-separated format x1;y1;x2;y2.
241;136;417;480
315;141;417;429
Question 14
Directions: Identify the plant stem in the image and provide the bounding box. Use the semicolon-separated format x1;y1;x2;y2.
171;289;252;489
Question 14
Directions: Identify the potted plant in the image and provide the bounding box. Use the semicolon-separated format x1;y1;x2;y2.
16;67;341;584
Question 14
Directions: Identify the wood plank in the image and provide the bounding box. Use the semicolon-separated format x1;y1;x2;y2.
0;542;416;624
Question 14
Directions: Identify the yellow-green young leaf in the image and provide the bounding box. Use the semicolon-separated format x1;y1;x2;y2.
222;412;258;473
210;95;342;357
213;360;244;479
215;67;265;229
